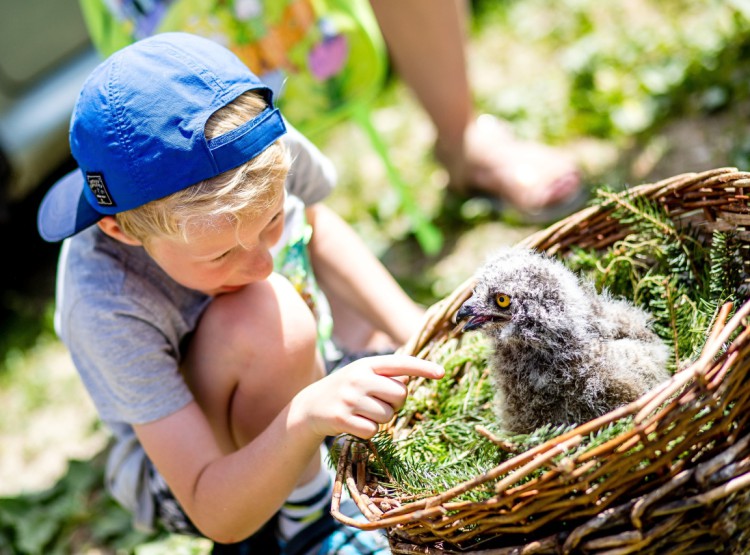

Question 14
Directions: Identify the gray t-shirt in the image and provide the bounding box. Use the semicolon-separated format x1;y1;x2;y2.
54;124;336;531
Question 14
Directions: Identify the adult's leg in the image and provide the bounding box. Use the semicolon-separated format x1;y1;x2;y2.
369;0;582;216
369;0;472;163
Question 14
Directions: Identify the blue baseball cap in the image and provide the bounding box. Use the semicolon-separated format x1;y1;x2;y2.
37;32;287;242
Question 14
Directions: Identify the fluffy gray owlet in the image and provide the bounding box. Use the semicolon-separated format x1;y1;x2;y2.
456;247;671;434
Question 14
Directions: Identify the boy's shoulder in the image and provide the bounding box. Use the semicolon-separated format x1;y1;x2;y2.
62;227;154;293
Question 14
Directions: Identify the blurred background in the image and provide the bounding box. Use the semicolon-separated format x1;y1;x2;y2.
1;0;749;552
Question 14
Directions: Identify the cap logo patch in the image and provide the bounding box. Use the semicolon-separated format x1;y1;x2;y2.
86;172;116;207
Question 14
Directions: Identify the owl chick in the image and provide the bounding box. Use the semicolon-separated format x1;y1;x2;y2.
456;247;671;434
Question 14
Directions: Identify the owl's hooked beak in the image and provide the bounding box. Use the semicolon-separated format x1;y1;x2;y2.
456;302;490;332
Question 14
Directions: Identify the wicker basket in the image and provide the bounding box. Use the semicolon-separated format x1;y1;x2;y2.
331;167;750;554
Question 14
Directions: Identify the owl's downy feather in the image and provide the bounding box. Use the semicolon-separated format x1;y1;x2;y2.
456;247;671;434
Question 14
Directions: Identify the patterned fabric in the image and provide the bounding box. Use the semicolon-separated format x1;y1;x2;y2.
284;499;390;555
79;0;386;136
315;522;390;555
272;212;340;364
148;461;202;536
100;0;174;38
278;454;333;542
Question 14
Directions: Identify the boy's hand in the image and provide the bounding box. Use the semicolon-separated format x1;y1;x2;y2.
291;355;444;440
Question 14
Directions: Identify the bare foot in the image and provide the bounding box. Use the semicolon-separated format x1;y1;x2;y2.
437;114;585;221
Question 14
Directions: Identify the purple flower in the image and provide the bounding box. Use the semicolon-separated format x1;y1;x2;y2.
308;34;348;80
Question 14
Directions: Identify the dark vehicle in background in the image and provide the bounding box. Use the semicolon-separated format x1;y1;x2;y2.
0;0;99;211
0;0;100;328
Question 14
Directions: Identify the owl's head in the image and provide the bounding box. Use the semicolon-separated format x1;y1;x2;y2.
456;247;590;339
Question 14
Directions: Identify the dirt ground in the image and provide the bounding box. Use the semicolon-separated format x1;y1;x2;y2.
0;341;107;496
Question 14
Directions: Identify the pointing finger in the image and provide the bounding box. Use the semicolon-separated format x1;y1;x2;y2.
364;354;445;380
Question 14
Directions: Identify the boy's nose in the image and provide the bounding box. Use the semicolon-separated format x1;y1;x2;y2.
238;246;274;282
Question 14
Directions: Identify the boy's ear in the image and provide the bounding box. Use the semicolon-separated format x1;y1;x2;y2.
97;216;143;246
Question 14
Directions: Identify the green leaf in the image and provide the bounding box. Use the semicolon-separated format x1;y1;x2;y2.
15;509;59;554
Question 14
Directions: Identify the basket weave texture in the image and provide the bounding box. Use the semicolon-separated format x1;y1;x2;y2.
331;167;750;554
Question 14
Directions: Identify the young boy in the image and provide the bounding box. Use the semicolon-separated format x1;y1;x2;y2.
36;32;443;554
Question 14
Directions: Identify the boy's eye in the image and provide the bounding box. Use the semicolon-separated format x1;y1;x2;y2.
211;250;232;262
495;293;511;308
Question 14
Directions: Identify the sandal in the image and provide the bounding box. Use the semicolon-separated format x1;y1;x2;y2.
436;114;588;225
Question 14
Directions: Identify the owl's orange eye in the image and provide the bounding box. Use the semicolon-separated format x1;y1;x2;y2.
495;293;511;308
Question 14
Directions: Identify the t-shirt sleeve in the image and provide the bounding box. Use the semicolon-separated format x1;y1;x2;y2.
282;119;337;205
63;293;194;425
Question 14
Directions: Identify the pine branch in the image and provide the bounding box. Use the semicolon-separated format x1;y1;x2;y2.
597;189;673;236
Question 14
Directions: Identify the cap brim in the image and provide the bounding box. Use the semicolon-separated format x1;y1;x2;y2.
37;168;103;242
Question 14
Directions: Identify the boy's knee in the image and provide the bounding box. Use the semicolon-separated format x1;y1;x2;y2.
185;274;324;449
199;273;320;370
254;274;321;363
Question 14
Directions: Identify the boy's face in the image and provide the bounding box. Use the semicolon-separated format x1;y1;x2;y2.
144;189;286;296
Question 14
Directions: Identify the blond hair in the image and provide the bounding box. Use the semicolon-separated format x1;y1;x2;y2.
115;91;290;243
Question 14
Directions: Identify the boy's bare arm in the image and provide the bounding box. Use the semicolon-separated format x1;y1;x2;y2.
134;399;320;543
134;354;443;543
306;204;424;345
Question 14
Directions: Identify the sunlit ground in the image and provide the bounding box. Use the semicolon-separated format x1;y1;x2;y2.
1;0;748;552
